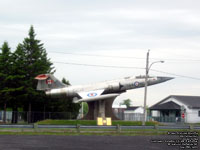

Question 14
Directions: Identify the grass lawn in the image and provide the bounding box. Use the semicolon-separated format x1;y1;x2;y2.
37;119;161;126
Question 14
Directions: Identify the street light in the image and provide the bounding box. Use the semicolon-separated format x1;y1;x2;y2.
149;61;164;71
142;50;164;126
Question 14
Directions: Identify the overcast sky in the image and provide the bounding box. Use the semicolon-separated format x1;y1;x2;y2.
1;0;200;107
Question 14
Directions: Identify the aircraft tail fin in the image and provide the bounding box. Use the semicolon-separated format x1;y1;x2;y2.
35;74;66;90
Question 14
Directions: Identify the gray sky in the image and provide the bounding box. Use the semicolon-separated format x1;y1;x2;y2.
1;0;200;107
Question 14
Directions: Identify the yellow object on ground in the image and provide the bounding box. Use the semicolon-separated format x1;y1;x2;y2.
97;117;112;126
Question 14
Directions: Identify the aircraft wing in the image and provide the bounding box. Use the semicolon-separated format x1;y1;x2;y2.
75;89;119;103
74;93;120;103
78;89;104;99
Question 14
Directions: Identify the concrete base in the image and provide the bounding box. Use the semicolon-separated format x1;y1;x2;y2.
82;98;119;120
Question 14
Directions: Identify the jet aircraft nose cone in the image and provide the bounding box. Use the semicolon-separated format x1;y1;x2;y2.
158;76;174;82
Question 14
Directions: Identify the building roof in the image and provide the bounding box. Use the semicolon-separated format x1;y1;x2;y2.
150;95;200;110
150;101;181;110
125;106;140;111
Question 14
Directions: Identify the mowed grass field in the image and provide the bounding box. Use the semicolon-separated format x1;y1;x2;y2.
37;119;161;126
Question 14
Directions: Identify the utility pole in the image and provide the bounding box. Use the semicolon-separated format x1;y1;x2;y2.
142;50;150;126
142;50;164;126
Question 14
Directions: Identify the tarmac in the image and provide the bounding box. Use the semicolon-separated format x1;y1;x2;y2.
0;135;198;150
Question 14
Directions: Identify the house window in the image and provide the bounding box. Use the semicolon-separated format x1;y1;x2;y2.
199;111;200;117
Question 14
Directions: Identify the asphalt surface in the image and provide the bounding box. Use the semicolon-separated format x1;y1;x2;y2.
0;135;199;150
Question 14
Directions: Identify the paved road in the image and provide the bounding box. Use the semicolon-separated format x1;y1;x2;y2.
0;135;198;150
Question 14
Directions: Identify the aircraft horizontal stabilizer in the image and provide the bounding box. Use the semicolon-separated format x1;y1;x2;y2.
74;93;119;103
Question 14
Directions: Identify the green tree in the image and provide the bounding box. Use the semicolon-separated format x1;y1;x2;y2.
0;42;25;123
62;77;70;86
45;78;80;119
10;44;28;123
0;26;81;123
60;78;80;119
120;99;132;108
0;42;12;123
82;102;88;115
19;26;54;122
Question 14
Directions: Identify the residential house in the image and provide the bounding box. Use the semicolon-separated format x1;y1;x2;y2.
149;95;200;123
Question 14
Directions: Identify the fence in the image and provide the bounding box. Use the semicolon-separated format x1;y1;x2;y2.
0;111;78;123
1;111;198;123
114;112;186;123
150;116;182;123
122;113;184;123
124;113;144;121
114;112;124;120
1;111;145;123
0;111;13;122
1;124;200;130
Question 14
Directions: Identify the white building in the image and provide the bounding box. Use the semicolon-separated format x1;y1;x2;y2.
124;106;144;121
124;106;144;114
150;95;200;123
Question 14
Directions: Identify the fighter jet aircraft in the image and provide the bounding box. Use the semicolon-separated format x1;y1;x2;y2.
35;74;173;103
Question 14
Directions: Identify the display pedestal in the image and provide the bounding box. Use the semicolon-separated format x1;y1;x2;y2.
82;98;119;120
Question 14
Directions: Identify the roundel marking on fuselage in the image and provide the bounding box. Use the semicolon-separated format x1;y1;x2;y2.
134;81;139;87
87;93;98;97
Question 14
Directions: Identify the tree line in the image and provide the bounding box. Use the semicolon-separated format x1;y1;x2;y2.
0;26;80;123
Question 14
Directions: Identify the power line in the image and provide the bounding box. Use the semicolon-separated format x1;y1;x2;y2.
53;61;200;81
49;51;146;60
49;51;200;62
53;61;145;70
151;69;200;81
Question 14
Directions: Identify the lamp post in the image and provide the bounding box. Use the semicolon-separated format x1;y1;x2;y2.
142;50;164;126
